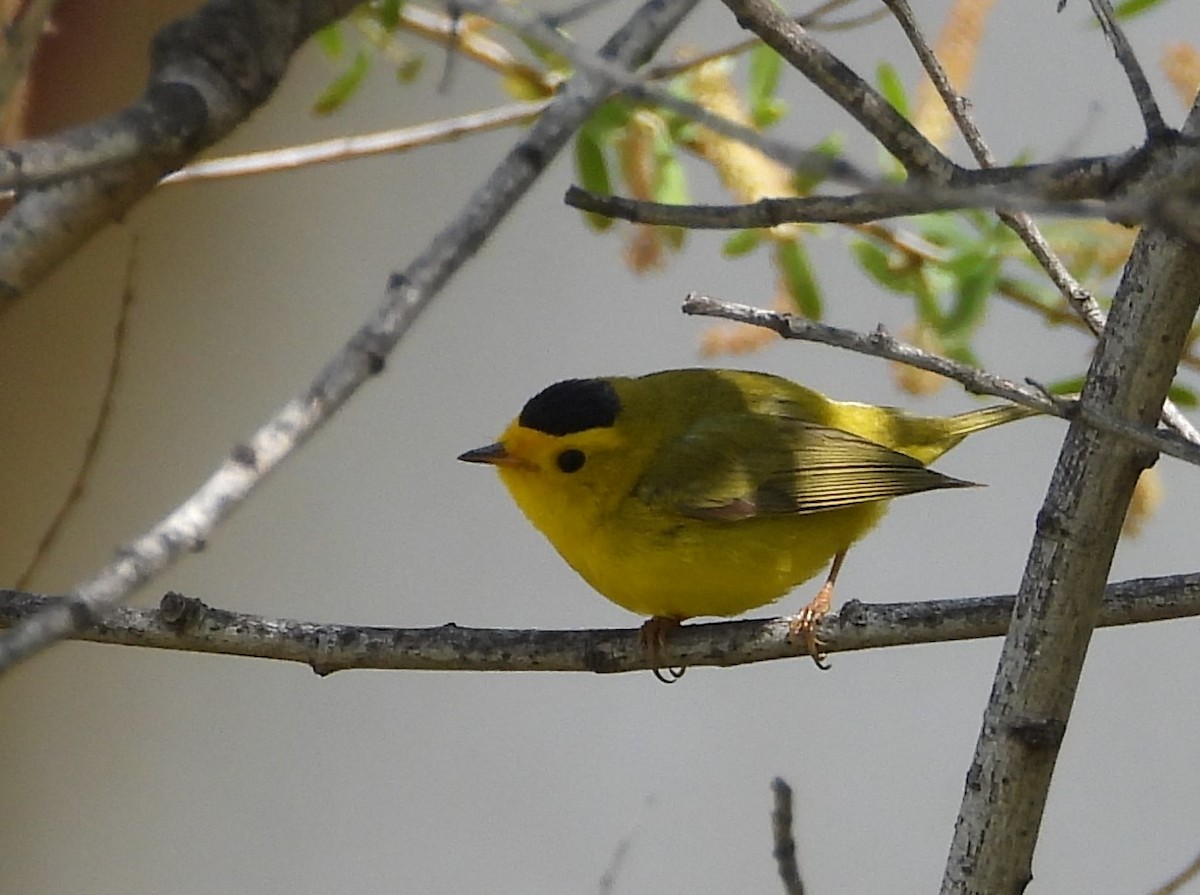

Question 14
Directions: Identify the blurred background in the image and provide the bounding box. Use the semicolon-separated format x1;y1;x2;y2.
2;1;1199;892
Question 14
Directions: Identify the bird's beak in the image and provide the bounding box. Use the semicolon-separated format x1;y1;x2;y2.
458;442;529;468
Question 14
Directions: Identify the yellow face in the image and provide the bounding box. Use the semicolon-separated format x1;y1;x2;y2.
480;418;637;537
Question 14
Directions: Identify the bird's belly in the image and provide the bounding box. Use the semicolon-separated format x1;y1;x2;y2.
566;503;886;620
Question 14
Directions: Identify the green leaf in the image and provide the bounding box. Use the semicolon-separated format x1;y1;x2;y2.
396;55;424;83
653;146;690;206
1045;375;1086;395
776;241;822;318
752;99;787;130
661;225;687;251
917;213;970;249
912;270;945;330
875;62;909;117
748;45;785;128
748;44;783;105
942;249;999;336
312;49;371;115
574;132;614;232
723;229;763;258
314;22;345;59
375;0;405;29
793;133;843;193
1111;0;1167;19
583;99;632;140
942;339;979;368
518;34;571;73
851;240;898;290
1168;382;1199;409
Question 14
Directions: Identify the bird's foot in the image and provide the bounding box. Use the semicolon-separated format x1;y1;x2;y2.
787;589;832;670
639;616;686;683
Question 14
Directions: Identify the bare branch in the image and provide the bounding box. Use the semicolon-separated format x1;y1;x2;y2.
941;227;1200;891
1149;849;1200;895
720;0;955;180
162;100;551;185
564;162;1133;229
1083;0;1167;138
771;779;805;895
0;0;58;114
644;1;891;81
15;242;139;588
0;0;702;676
0;573;1197;672
0;0;366;299
458;0;873;187
680;293;1200;470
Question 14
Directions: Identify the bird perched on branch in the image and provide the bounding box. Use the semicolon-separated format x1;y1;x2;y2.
460;368;1035;680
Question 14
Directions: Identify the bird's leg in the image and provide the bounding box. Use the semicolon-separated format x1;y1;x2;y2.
788;550;846;670
639;616;686;683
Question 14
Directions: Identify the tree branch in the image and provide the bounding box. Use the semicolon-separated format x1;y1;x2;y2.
771;778;806;895
0;0;365;298
720;0;955;179
941;136;1200;895
161;100;552;185
680;293;1200;470
0;573;1196;673
458;0;873;188
0;0;702;676
1083;0;1167;138
0;0;58;115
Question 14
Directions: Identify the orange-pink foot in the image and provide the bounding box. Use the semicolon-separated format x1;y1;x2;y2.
639;616;687;683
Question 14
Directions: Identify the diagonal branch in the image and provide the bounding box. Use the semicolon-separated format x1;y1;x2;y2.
1081;0;1167;138
719;0;957;180
457;0;874;188
680;293;1200;470
0;0;702;676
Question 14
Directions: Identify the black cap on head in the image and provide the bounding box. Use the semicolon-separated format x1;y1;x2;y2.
519;378;621;436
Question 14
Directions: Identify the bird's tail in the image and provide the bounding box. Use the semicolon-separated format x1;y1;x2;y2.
947;402;1043;439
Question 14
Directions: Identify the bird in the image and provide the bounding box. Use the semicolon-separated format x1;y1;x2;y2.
459;368;1035;678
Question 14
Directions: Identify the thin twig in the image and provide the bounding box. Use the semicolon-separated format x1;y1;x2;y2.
162;101;551;185
0;0;58;116
1148;849;1200;895
457;0;873;188
1083;0;1167;137
16;241;138;589
771;779;805;895
645;0;890;81
719;0;956;180
397;5;557;89
0;0;702;675
0;572;1197;672
597;796;654;895
681;293;1200;469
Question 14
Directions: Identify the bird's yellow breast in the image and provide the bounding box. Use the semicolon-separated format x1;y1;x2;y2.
501;457;886;620
566;499;888;619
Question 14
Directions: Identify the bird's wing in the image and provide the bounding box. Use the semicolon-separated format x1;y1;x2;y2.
633;412;976;520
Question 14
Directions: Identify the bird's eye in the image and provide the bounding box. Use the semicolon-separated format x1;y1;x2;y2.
556;448;586;473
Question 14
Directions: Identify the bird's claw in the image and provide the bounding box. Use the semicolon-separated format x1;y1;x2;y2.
640;616;687;683
651;665;686;684
788;605;831;670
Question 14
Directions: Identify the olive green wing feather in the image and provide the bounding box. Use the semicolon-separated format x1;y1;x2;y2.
633;412;977;521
